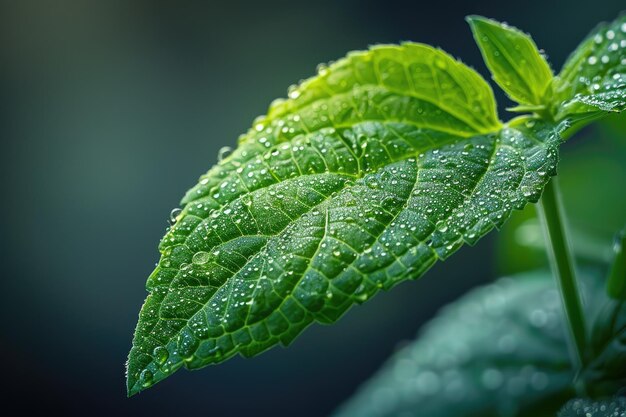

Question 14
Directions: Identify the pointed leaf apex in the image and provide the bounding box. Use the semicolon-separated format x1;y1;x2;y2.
469;15;553;107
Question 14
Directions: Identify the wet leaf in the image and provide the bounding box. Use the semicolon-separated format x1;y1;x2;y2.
468;16;553;107
552;14;626;120
127;13;626;396
126;42;565;395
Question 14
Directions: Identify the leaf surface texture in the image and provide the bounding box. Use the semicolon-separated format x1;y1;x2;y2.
127;42;564;395
552;15;626;119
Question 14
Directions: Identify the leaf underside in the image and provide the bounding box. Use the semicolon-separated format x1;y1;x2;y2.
126;42;564;395
333;271;595;417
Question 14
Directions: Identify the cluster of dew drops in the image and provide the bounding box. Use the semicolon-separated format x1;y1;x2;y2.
577;23;626;98
559;397;626;417
165;144;235;233
139;37;569;391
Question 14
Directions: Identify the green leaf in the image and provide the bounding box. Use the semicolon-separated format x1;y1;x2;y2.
127;42;564;395
332;271;602;417
557;397;626;417
552;14;626;120
467;16;553;107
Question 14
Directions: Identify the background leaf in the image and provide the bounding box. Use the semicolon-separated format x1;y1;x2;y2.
127;42;564;395
552;14;626;120
332;270;604;417
468;16;553;107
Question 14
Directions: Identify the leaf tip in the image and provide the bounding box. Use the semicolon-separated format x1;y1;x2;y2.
125;365;152;398
127;382;144;398
465;15;499;32
465;14;487;25
125;356;140;397
125;347;154;397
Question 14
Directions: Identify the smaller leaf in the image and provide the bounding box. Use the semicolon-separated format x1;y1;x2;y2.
552;14;626;120
607;230;626;300
467;16;553;107
557;397;626;417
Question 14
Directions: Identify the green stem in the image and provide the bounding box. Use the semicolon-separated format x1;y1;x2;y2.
537;178;587;369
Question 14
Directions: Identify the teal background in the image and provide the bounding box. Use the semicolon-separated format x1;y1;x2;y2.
1;0;624;415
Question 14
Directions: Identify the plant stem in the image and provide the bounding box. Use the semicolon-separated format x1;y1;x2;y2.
537;178;587;369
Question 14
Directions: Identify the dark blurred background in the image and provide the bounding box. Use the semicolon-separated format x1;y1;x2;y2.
1;0;624;416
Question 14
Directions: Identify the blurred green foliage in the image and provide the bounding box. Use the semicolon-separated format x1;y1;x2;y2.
333;269;606;417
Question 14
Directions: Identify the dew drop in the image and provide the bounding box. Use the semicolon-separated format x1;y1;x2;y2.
287;85;301;99
365;176;380;189
218;146;233;162
140;369;153;387
153;346;169;365
192;251;210;265
316;63;329;76
169;208;182;225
